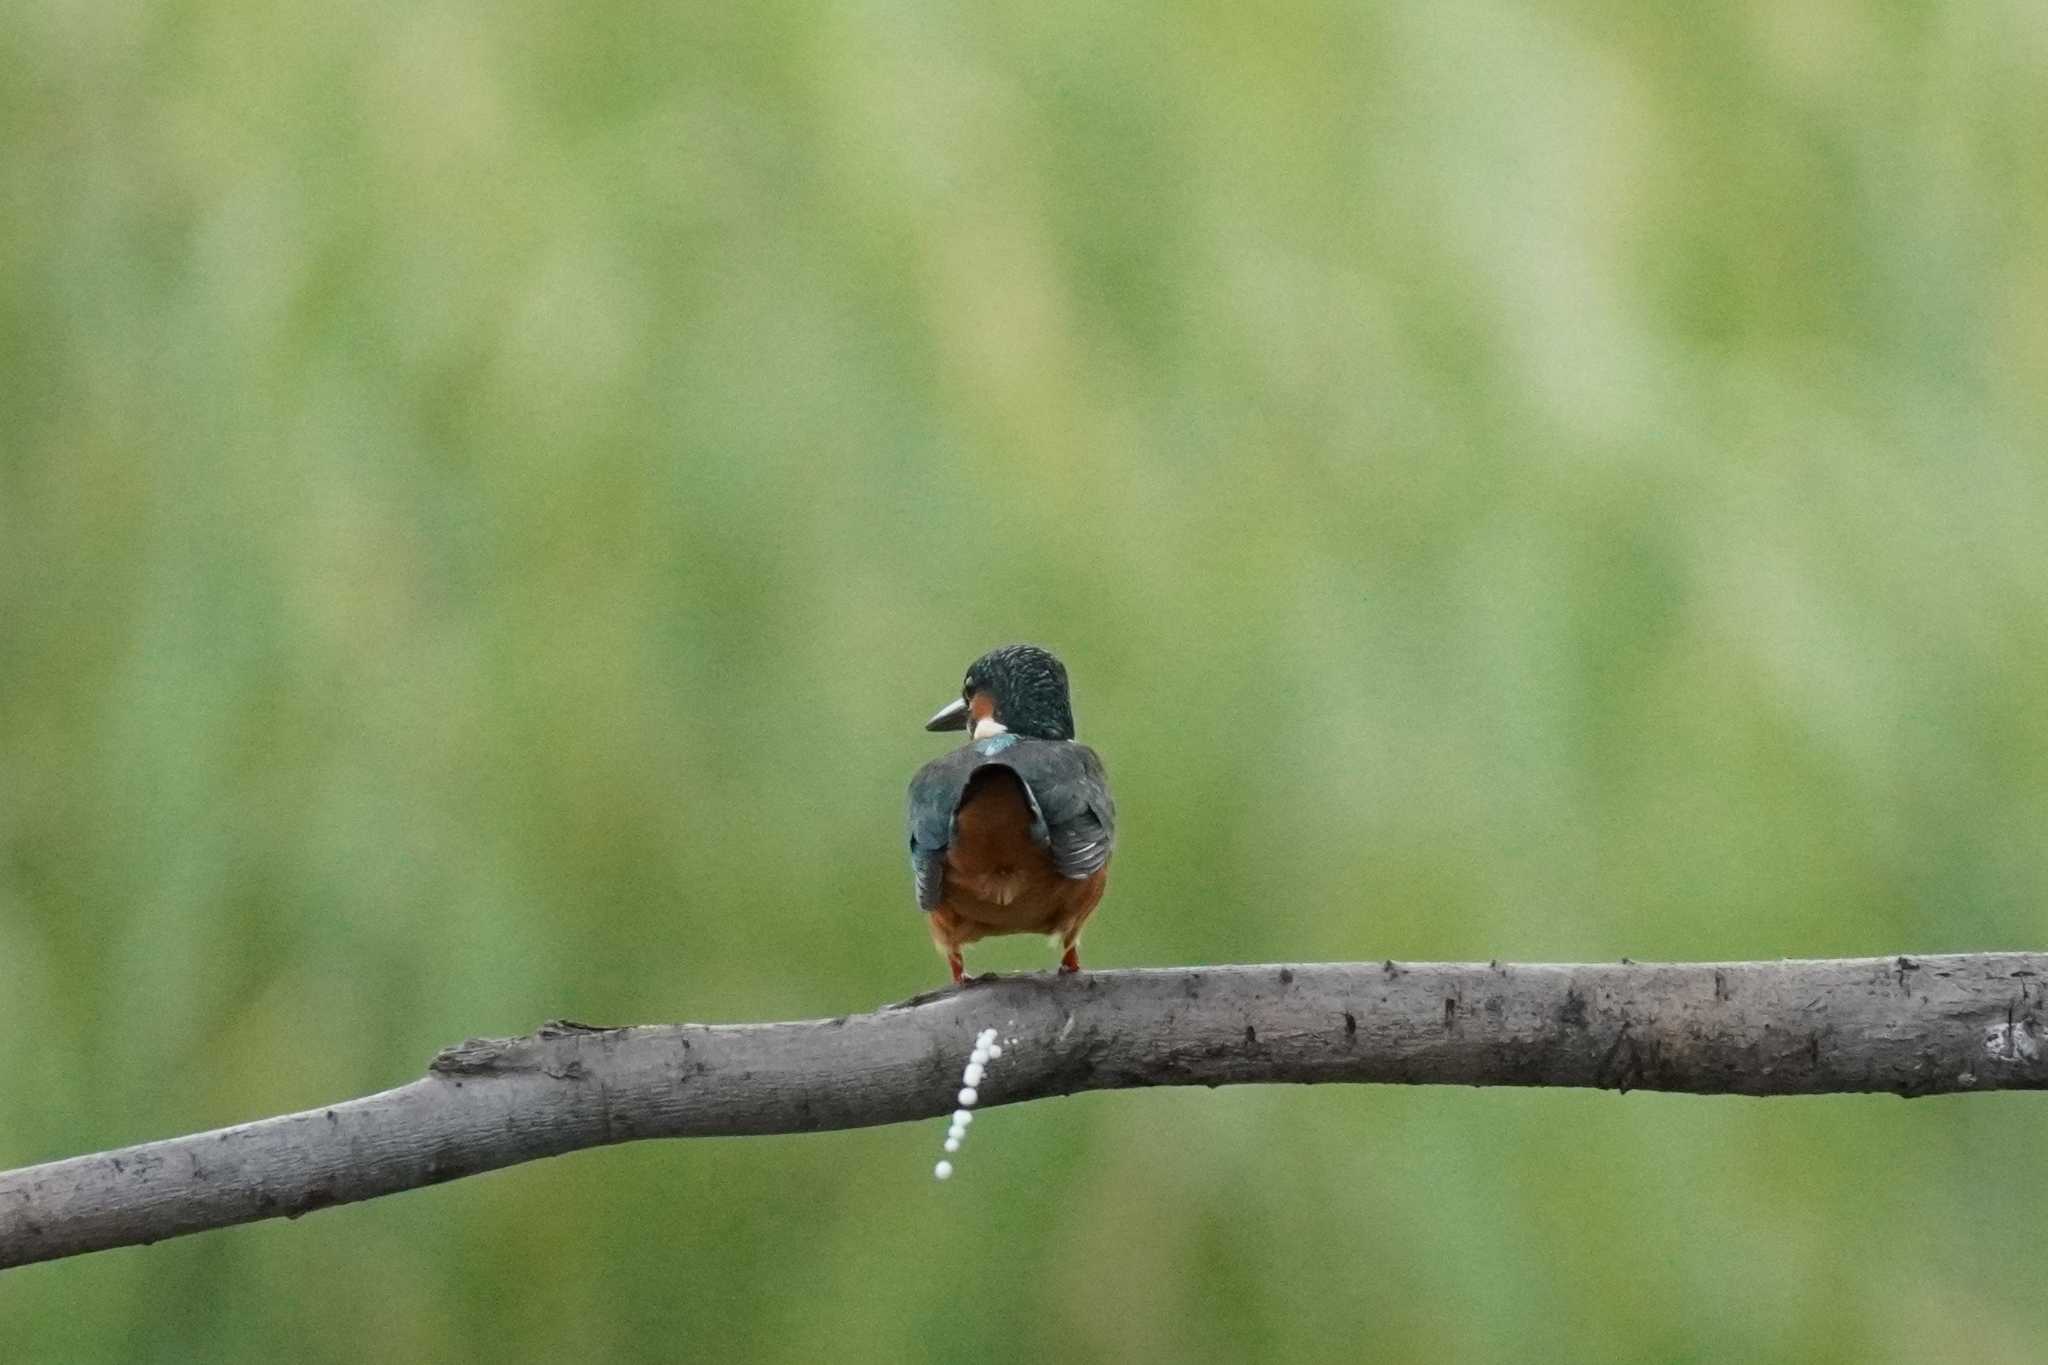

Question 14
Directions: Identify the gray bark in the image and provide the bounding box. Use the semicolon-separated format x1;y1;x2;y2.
5;954;2046;1270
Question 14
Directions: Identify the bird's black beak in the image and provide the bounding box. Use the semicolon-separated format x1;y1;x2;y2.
925;697;970;732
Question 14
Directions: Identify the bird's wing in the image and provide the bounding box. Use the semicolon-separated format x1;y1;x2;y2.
905;746;980;912
998;740;1116;881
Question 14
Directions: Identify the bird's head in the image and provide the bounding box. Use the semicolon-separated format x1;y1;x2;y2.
924;643;1077;742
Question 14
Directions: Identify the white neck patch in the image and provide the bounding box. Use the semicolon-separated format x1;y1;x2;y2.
971;716;1009;740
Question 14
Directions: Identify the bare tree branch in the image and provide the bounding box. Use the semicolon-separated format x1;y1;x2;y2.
5;954;2046;1269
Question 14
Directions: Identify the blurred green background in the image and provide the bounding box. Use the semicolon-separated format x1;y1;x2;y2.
5;0;2047;1359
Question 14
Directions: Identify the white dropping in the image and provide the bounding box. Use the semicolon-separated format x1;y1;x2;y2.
932;1028;1012;1182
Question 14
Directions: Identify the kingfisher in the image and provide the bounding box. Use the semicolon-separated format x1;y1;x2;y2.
907;644;1117;985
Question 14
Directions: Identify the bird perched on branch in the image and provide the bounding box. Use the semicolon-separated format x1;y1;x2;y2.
907;644;1117;985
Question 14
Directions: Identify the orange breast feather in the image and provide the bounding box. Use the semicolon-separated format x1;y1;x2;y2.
935;768;1107;943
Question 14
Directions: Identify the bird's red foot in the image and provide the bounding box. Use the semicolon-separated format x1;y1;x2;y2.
1059;945;1081;974
948;951;966;985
